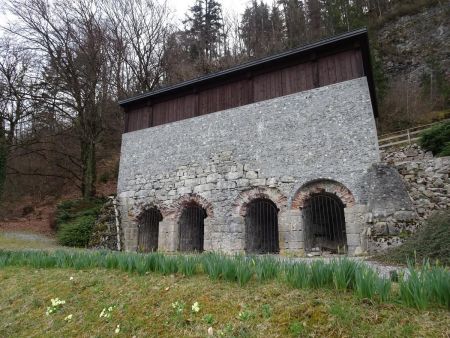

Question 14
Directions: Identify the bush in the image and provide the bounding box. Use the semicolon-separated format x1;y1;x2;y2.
419;121;450;156
376;211;450;266
55;198;104;230
57;215;96;247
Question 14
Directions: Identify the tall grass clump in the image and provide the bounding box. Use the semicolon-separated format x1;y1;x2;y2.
220;256;238;282
427;265;450;309
355;266;379;300
235;257;253;286
310;260;333;288
177;255;199;276
399;263;430;309
285;262;310;289
1;249;448;310
201;253;223;280
254;256;279;282
332;258;359;290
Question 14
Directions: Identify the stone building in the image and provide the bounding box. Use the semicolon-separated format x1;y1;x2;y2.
117;29;414;255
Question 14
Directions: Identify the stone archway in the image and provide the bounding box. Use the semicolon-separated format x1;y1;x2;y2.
233;187;287;217
168;194;214;252
291;179;355;209
292;179;356;254
232;187;287;253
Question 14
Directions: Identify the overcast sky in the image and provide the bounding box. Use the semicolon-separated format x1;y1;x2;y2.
0;0;268;29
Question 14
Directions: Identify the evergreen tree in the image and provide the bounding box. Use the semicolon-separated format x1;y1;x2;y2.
184;0;224;62
241;0;272;57
279;0;307;48
306;0;323;41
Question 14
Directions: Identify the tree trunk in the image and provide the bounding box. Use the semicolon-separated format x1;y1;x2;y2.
0;136;8;199
81;140;96;199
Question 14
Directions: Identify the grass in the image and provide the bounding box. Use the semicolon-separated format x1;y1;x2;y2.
0;232;60;250
1;266;449;337
0;249;449;311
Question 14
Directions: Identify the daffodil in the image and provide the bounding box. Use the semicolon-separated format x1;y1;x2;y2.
191;302;200;313
114;324;120;334
64;314;73;321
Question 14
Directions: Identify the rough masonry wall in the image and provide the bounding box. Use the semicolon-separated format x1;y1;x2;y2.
117;77;379;254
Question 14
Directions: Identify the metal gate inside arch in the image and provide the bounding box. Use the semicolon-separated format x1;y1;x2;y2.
138;208;162;252
245;198;279;254
302;193;347;253
178;204;206;252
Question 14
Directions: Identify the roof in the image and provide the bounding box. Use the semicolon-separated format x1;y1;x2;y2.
119;28;378;116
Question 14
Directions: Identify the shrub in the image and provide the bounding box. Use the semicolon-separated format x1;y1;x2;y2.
419;121;450;156
377;211;450;266
57;215;96;247
55;198;104;230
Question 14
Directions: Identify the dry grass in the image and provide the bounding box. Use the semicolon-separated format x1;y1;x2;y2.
0;267;449;337
0;232;60;251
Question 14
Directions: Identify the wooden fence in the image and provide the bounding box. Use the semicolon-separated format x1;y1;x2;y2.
378;119;449;149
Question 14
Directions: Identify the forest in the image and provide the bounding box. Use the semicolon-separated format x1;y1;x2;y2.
0;0;448;203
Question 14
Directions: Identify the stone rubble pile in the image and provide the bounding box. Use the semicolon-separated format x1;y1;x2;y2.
89;197;122;251
381;143;433;163
368;144;449;252
396;157;450;220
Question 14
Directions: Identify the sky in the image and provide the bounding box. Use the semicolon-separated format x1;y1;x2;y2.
0;0;269;29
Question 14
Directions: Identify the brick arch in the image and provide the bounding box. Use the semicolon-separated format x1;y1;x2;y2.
168;194;214;220
291;179;355;209
130;200;166;222
233;187;287;217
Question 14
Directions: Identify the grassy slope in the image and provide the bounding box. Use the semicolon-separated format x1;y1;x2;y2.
0;232;61;251
1;267;449;337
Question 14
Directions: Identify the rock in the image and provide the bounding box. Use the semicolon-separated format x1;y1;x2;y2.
353;246;365;256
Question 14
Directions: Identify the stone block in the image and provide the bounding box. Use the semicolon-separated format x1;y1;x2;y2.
177;186;192;195
236;179;249;187
250;178;266;186
193;183;215;193
246;171;258;179
206;173;222;183
226;171;243;180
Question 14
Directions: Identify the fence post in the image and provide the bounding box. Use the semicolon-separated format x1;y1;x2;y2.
407;129;411;144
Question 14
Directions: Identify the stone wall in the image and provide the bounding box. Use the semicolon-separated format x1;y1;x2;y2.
117;77;380;255
367;144;450;252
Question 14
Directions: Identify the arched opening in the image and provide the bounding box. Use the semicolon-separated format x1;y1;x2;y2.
245;198;279;254
138;207;162;252
302;193;347;254
178;203;206;252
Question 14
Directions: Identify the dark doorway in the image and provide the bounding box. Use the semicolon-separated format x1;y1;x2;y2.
178;203;206;252
138;208;162;252
245;198;279;254
303;193;347;253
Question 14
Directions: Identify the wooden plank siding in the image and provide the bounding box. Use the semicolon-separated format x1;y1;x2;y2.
124;49;365;133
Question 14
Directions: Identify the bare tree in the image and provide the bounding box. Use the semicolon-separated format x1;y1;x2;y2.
104;0;173;94
5;0;111;198
0;37;38;197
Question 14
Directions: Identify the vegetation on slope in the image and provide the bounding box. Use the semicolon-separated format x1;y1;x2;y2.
376;211;450;266
0;266;449;337
420;121;450;157
55;198;105;247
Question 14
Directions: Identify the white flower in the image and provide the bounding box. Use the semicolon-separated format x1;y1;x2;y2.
69;276;74;281
191;302;200;313
64;314;73;321
114;324;120;334
100;307;113;318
